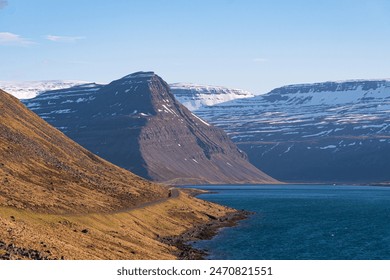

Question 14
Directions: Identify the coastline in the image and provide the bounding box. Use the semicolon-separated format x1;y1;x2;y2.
160;209;252;260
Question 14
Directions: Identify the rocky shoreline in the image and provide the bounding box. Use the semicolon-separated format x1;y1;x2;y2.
160;209;252;260
0;210;250;260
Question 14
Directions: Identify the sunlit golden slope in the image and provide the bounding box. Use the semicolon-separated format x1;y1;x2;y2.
0;89;166;214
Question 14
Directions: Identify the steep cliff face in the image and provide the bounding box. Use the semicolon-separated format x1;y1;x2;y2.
24;72;276;184
137;74;274;184
0;89;166;214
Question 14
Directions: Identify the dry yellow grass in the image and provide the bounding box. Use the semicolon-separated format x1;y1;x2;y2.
0;191;234;259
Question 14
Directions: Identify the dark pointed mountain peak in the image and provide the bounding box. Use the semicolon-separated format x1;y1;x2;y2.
24;72;277;185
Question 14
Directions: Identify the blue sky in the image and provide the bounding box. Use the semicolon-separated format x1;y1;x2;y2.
1;0;390;93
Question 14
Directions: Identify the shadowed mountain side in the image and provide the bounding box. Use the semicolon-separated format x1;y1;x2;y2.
0;89;166;214
138;74;275;184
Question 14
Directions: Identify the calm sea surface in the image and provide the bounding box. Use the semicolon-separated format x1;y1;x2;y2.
186;185;390;260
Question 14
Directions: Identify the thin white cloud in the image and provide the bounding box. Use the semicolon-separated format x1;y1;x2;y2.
0;32;34;46
253;58;268;63
45;35;85;43
0;0;8;9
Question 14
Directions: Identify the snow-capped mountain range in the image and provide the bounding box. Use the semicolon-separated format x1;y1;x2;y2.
3;77;390;183
0;80;89;99
194;79;390;183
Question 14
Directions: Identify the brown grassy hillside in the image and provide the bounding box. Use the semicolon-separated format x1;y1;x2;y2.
0;89;166;214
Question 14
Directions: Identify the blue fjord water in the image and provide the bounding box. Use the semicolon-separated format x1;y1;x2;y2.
188;185;390;260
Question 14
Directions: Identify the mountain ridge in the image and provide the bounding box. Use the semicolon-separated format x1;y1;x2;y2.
192;79;390;183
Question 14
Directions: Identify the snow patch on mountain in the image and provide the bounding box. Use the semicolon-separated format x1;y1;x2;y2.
264;79;390;106
170;83;255;110
0;80;90;99
122;71;155;80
